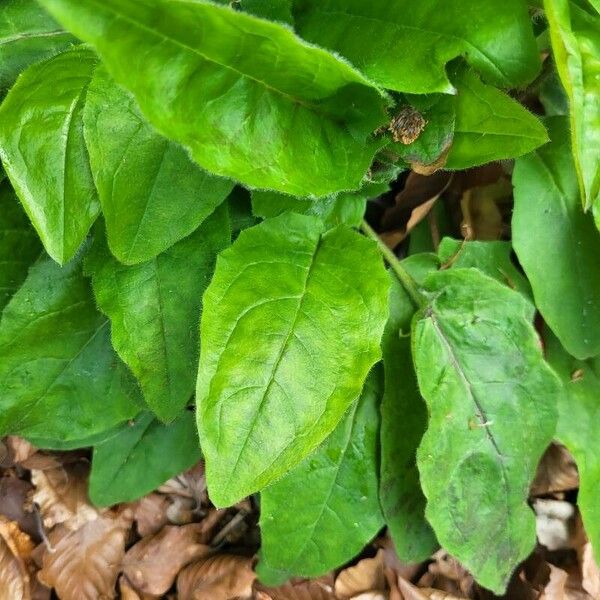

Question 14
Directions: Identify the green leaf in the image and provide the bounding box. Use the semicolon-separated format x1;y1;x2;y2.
83;66;234;264
293;0;540;93
445;67;548;169
0;0;77;93
545;0;600;209
197;212;389;507
0;252;141;442
513;117;600;359
412;268;559;594
251;191;367;229
0;46;100;264
545;332;600;559
85;206;231;423
239;0;293;22
437;238;532;299
89;410;202;507
380;265;438;563
0;183;42;312
258;368;384;580
25;421;132;451
38;0;389;197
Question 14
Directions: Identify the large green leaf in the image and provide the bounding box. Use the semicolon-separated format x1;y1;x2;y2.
513;117;600;359
412;268;559;594
38;0;388;197
0;0;77;93
545;332;600;559
197;212;389;507
445;68;548;169
0;183;42;312
0;252;141;442
85;206;230;423
89;410;202;507
258;368;384;580
380;265;438;563
545;0;600;210
83;66;234;264
0;46;99;264
293;0;540;93
251;191;367;229
437;238;532;299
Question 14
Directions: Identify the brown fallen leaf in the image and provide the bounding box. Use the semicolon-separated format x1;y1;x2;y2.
132;493;171;537
3;436;38;466
177;554;255;600
37;509;133;600
580;542;600;599
0;517;35;600
255;575;335;600
348;593;387;600
335;550;387;600
417;552;473;598
123;524;211;596
531;443;579;497
118;576;158;600
0;475;38;539
381;171;452;234
539;563;570;599
460;179;510;241
31;461;98;531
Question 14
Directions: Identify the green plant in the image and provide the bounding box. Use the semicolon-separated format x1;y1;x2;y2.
0;0;599;594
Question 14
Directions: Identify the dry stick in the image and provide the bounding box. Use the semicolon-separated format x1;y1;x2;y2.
360;220;426;308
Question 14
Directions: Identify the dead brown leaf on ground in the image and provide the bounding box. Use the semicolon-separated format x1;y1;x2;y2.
37;509;132;600
531;444;579;497
31;461;98;531
123;524;211;595
177;554;255;600
255;576;336;600
335;550;387;599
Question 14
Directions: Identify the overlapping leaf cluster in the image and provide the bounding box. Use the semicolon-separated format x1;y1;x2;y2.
0;0;599;595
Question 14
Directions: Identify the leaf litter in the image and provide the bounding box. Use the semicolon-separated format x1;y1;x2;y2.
0;430;597;600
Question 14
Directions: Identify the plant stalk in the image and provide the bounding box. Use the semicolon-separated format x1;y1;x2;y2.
360;220;426;308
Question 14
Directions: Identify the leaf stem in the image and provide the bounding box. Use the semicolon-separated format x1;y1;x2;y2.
360;220;426;308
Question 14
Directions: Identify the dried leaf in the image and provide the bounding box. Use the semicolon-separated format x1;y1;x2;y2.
531;443;579;496
31;462;98;530
119;577;143;600
0;476;38;539
38;509;132;600
459;179;509;241
123;524;211;595
132;494;171;537
335;550;386;600
4;436;38;466
177;554;255;600
255;576;335;600
539;564;569;600
0;518;34;600
580;543;600;599
349;593;387;600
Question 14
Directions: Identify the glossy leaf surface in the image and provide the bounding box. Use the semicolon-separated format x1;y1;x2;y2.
89;410;202;507
293;0;540;93
413;268;559;594
197;212;389;507
513;117;600;359
380;264;438;563
545;0;600;209
85;206;231;423
84;66;234;264
445;68;548;169
258;369;384;580
0;0;76;93
546;332;600;558
0;46;100;264
39;0;388;197
0;183;42;312
0;253;141;442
